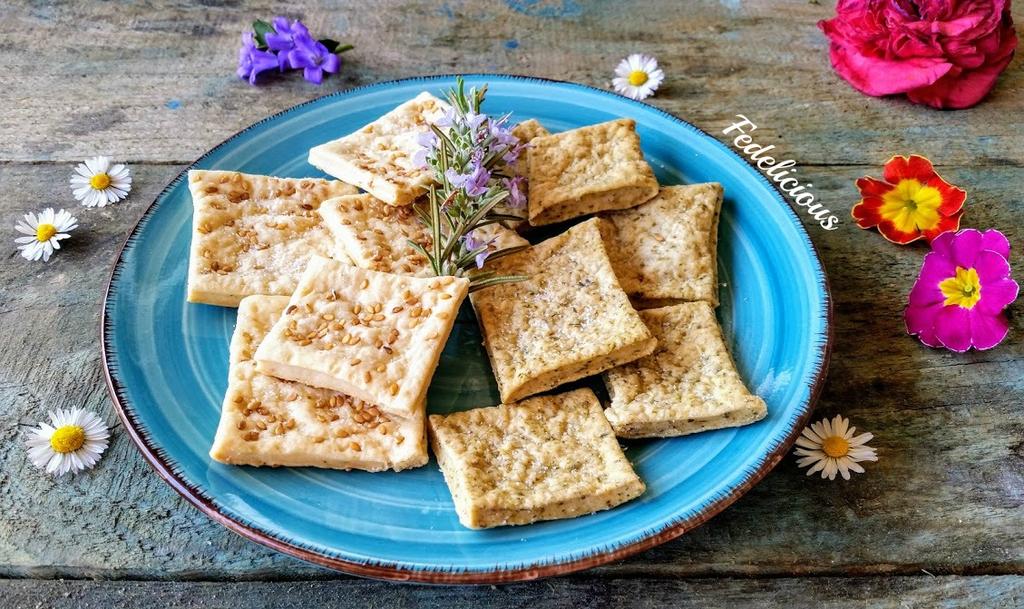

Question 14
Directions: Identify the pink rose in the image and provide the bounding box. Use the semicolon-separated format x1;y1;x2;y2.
819;0;1018;109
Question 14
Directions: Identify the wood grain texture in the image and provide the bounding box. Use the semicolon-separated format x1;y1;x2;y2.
1;162;1021;580
1;0;1021;165
1;0;1023;600
3;575;1024;608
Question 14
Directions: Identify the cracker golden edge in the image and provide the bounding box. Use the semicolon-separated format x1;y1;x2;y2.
427;389;645;529
607;183;724;307
526;118;659;226
184;170;356;307
253;256;469;418
602;304;767;438
307;92;442;206
471;218;657;404
209;295;428;471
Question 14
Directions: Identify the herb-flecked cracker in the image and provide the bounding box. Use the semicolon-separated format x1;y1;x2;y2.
526;118;658;226
470;218;656;403
600;183;724;307
602;302;767;438
186;170;358;307
209;295;427;471
307;92;449;206
253;255;469;418
428;388;645;529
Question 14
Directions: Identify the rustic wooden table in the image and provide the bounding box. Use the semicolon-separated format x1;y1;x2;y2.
2;1;1023;607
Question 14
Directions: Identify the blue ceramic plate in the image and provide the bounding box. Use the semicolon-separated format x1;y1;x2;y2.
102;75;831;583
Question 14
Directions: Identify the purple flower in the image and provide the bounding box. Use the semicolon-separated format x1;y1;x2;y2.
465;111;487;130
412;131;437;168
265;17;310;69
463;230;494;269
445;161;490;197
237;32;279;86
287;32;340;85
491;117;524;164
503;176;526;209
435;107;458;129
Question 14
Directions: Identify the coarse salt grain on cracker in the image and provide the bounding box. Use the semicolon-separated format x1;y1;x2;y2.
526;118;658;226
470;217;656;403
600;183;724;307
603;302;767;438
209;295;427;471
428;387;645;529
308;92;449;206
253;255;469;418
319;193;434;277
186;170;357;307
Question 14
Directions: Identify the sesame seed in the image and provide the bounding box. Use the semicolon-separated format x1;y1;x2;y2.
388;383;399;396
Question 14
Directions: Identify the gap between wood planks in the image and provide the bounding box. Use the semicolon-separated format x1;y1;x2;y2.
2;563;1023;582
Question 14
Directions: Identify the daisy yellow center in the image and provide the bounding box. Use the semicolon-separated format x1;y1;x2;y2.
50;425;86;454
90;173;111;190
821;435;850;458
879;179;943;234
939;266;982;309
628;70;649;86
35;223;57;242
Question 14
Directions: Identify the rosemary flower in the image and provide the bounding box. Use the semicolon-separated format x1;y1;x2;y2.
413;78;529;290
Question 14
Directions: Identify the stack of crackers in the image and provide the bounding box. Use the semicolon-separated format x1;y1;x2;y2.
186;91;766;530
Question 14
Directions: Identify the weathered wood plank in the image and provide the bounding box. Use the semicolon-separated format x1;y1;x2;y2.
3;575;1024;608
1;161;1021;579
1;0;1022;165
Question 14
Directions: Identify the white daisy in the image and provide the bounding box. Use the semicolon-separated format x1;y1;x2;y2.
70;156;132;207
25;408;110;476
794;414;878;481
612;53;665;101
14;208;78;262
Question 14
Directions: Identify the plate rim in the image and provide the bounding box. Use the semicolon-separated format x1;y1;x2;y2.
100;73;833;584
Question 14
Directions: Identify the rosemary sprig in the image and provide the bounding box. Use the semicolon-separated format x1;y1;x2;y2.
413;77;530;291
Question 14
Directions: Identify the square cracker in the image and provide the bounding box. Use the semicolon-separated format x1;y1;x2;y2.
209;295;427;471
186;170;357;307
526;119;658;226
253;255;469;418
308;92;449;206
428;388;645;529
600;183;724;307
602;302;767;438
319;193;434;277
470;217;656;403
